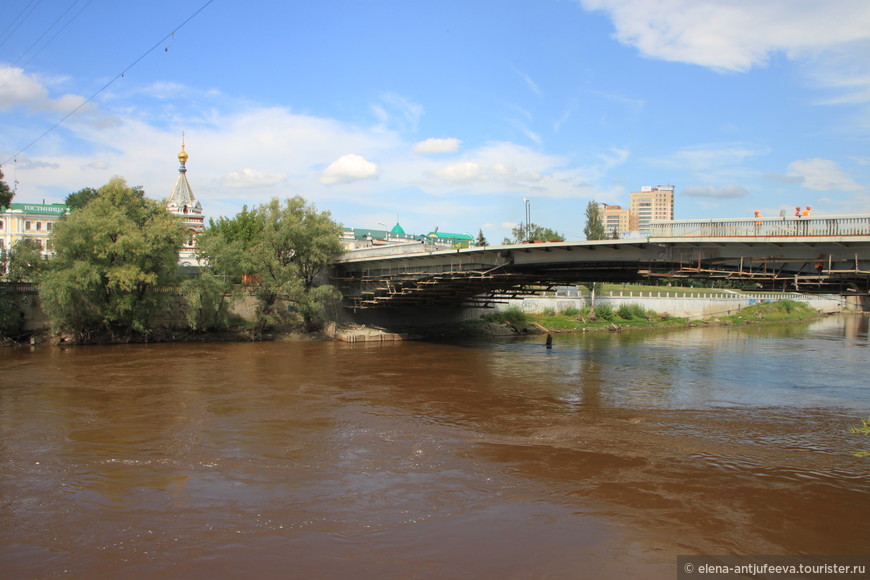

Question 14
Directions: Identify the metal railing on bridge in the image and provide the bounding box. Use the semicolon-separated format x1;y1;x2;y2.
648;215;870;238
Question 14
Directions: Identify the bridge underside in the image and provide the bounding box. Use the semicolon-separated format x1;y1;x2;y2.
333;239;870;310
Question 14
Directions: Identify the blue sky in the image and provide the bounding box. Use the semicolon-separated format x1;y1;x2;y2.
2;0;869;241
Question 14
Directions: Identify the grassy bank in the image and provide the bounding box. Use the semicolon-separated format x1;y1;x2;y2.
468;299;823;335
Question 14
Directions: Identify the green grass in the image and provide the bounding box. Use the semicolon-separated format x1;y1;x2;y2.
718;300;818;324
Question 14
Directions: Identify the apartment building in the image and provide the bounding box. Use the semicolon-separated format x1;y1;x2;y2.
629;185;674;232
599;203;631;238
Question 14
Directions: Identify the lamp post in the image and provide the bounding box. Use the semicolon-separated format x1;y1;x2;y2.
523;198;531;242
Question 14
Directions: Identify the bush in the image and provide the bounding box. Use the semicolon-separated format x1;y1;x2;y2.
542;307;556;317
562;306;581;317
483;306;529;326
617;303;648;320
594;303;614;321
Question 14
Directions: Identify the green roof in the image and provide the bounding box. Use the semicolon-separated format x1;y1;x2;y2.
426;231;473;241
390;222;405;235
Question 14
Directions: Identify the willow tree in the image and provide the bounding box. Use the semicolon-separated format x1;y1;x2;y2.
39;177;183;341
197;196;344;334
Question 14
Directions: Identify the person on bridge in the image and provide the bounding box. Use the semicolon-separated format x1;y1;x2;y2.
803;205;812;217
795;206;802;218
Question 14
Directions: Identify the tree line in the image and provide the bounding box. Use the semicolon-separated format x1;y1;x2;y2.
1;176;343;343
1;167;610;342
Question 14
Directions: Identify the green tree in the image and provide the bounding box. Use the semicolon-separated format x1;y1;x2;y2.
6;238;46;281
503;223;565;244
0;167;13;210
476;228;489;247
197;196;344;334
64;187;99;211
584;200;606;240
39;177;183;341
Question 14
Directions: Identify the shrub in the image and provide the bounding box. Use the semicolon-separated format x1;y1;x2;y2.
562;307;581;317
617;303;648;320
542;307;556;317
483;306;529;326
594;303;614;321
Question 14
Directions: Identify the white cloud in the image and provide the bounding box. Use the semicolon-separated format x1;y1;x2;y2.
786;158;863;191
578;0;870;72
436;161;481;182
683;185;748;199
413;138;461;154
319;154;380;185
221;168;285;188
650;143;765;171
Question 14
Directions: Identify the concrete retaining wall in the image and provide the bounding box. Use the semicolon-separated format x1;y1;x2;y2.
471;291;846;319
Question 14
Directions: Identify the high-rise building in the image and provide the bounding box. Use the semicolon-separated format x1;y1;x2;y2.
629;185;674;232
599;203;630;238
166;140;204;266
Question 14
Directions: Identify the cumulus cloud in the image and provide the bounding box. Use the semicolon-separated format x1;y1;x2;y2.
682;185;749;199
578;0;870;72
413;138;461;154
436;161;481;182
786;158;863;191
319;153;380;185
221;168;285;188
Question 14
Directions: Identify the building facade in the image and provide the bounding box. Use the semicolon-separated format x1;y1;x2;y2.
0;202;70;264
165;142;205;266
629;185;674;233
599;203;631;238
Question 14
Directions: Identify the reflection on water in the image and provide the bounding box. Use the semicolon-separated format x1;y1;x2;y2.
1;315;869;579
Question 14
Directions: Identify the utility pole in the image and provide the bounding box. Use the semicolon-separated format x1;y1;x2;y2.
523;197;531;241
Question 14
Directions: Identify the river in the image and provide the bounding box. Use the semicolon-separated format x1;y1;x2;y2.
1;315;869;579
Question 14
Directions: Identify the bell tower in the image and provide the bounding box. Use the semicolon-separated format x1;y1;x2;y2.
166;134;204;266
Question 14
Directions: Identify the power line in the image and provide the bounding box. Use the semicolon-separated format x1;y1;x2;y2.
0;0;42;50
1;0;216;166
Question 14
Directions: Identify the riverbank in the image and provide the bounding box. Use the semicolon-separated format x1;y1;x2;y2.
1;299;840;346
438;299;830;338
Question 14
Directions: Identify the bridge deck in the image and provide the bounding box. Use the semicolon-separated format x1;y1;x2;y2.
333;216;870;309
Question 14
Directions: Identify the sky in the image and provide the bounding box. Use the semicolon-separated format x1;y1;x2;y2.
2;0;869;242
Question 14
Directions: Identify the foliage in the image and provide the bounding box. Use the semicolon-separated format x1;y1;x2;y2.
0;167;13;210
719;300;818;324
6;238;46;281
481;306;529;327
197;196;344;334
616;303;648;320
39;177;183;341
503;223;566;244
850;417;870;458
562;306;581;317
594;303;615;321
476;229;489;247
584;200;606;240
64;187;99;211
0;286;22;338
179;274;234;332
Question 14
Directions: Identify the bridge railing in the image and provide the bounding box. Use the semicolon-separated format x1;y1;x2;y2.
648;215;870;238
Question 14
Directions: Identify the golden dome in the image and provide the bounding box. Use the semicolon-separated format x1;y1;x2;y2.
178;145;188;164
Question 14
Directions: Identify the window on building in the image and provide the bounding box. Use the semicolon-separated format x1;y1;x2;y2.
25;220;31;230
47;222;52;232
36;221;42;231
0;219;4;229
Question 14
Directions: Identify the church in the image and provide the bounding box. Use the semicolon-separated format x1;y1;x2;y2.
165;139;205;266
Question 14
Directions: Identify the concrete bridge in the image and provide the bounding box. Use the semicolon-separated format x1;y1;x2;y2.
332;215;870;312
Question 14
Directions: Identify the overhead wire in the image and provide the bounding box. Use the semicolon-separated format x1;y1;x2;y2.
1;0;216;167
0;0;42;50
0;0;93;87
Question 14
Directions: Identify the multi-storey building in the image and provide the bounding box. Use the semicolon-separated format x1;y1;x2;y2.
0;202;70;264
599;203;631;238
629;185;674;233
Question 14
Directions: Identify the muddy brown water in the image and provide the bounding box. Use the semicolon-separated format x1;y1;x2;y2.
1;315;869;579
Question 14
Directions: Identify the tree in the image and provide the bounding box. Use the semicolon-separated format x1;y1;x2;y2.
476;228;489;247
0;167;13;210
584;200;606;241
197;196;344;334
503;223;566;244
39;177;183;341
6;238;46;281
582;200;606;304
64;187;99;211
